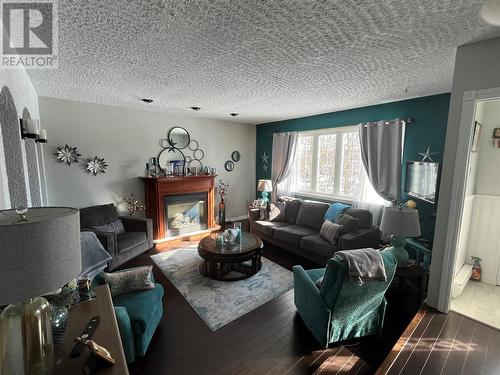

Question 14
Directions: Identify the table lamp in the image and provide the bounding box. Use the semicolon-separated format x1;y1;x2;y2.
380;206;421;266
0;207;81;375
257;179;273;204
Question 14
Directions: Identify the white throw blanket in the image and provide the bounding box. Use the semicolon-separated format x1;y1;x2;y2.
334;248;386;285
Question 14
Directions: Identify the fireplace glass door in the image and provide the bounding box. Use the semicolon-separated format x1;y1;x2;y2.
164;193;208;236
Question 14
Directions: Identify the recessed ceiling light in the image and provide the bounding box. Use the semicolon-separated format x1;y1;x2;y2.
190;106;201;111
140;98;153;103
230;113;238;117
481;0;500;26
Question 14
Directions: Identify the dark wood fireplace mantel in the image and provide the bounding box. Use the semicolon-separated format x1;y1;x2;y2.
141;175;217;242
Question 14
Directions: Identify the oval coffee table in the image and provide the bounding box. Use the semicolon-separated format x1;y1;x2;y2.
198;232;263;281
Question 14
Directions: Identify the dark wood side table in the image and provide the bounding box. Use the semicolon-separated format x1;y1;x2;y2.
392;265;427;307
54;284;128;375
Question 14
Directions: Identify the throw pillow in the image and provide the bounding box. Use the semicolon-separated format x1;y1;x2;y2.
91;219;125;234
335;214;360;234
268;201;286;222
324;202;350;222
319;220;343;245
104;266;155;297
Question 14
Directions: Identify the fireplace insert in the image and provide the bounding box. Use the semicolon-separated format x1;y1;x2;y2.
164;193;208;236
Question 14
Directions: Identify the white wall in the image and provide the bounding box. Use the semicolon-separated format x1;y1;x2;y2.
474;100;500;195
0;62;45;209
454;100;500;285
453;102;486;276
39;97;256;219
430;36;500;309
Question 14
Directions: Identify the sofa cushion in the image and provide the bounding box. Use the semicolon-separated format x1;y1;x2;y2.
253;220;290;236
336;213;360;234
301;234;337;259
296;200;330;230
274;225;317;246
345;208;372;228
113;283;164;336
278;197;302;224
269;201;286;222
80;203;119;228
117;232;147;253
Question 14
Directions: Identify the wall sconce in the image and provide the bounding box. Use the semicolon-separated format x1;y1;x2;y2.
36;129;47;143
20;118;40;139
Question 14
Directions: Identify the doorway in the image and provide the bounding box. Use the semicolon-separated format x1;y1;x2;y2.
448;97;500;329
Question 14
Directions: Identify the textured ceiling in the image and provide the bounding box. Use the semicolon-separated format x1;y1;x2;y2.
28;0;497;124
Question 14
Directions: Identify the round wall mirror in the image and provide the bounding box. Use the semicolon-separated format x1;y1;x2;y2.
193;149;205;161
190;159;203;174
224;160;234;172
189;139;199;151
168;127;190;149
158;147;185;169
231;151;241;162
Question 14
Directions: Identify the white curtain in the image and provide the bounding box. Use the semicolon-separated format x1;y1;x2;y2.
271;132;298;200
354;167;390;225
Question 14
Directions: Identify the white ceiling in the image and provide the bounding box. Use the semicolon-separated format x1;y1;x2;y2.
28;0;498;124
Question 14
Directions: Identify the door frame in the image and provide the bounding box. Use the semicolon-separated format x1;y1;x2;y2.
436;87;500;312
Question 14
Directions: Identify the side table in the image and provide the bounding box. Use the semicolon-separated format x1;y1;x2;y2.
393;265;427;307
54;284;128;375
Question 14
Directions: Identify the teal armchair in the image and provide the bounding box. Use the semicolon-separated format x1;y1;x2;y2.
293;250;396;347
93;271;164;363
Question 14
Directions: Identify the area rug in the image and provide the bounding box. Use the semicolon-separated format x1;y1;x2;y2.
151;245;294;331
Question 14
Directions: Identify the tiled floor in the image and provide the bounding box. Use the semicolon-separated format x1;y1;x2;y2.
451;281;500;329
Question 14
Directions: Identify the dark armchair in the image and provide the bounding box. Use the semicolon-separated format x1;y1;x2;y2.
80;203;153;270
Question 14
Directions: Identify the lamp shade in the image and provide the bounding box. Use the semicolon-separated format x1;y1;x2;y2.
257;179;273;192
380;207;421;238
0;207;81;305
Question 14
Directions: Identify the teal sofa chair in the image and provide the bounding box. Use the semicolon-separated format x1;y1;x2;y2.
93;272;164;363
293;250;396;347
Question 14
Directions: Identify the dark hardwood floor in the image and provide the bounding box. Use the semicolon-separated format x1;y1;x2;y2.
122;239;422;375
377;305;500;375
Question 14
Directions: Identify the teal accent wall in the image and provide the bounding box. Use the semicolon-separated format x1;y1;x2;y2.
256;93;451;240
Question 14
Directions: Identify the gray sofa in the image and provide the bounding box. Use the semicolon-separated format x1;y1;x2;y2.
250;197;380;265
80;203;153;270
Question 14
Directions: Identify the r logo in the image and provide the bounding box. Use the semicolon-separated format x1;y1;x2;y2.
2;1;53;55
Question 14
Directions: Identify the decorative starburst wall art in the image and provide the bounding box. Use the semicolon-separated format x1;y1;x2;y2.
55;144;81;165
85;156;108;176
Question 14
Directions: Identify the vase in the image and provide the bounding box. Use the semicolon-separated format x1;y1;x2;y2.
49;304;68;348
218;197;226;229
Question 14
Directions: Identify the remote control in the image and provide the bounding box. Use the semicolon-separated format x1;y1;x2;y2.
70;316;100;358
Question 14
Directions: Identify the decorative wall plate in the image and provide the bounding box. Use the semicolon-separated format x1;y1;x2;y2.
224;160;234;172
55;144;81;165
86;156;108;176
231;151;241;162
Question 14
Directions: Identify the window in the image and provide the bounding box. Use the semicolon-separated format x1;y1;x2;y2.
295;126;362;200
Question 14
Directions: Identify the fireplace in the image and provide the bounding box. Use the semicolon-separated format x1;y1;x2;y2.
142;175;217;242
164;193;208;236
